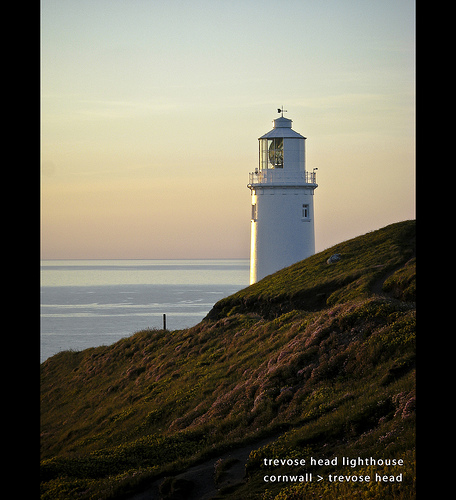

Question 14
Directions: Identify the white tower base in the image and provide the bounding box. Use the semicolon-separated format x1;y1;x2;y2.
249;185;316;284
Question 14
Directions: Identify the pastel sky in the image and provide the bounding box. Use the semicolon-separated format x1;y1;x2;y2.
41;0;415;259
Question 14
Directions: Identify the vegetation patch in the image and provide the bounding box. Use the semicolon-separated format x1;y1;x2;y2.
41;221;415;499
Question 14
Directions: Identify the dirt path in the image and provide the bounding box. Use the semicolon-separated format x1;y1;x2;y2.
127;435;276;500
369;263;404;297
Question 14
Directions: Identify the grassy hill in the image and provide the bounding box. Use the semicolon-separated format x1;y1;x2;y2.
40;220;416;500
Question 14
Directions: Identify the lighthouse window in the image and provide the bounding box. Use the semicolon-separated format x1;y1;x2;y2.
302;204;309;219
251;203;258;221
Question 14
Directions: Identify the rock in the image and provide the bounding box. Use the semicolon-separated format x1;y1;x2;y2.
327;254;341;264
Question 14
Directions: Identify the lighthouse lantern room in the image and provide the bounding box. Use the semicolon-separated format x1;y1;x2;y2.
248;110;318;284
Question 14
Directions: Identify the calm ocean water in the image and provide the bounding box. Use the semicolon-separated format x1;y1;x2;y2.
40;260;249;363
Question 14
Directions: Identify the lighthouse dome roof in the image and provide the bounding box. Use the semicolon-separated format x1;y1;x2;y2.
259;116;306;140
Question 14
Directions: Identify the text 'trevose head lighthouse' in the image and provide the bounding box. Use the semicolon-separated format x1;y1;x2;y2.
248;109;318;284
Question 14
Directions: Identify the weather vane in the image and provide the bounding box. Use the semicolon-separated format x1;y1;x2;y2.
277;106;288;117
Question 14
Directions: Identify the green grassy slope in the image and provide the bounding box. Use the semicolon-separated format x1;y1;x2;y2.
207;218;415;319
40;220;416;500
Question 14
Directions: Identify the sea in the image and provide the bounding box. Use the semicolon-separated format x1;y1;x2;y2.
40;259;250;363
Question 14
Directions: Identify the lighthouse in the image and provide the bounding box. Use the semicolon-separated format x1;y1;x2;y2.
248;110;318;284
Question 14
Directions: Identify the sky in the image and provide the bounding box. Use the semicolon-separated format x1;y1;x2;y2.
41;0;415;259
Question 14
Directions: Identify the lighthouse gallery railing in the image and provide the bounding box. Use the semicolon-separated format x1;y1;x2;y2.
248;170;317;186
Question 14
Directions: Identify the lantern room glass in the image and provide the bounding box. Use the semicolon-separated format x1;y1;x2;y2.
259;138;284;170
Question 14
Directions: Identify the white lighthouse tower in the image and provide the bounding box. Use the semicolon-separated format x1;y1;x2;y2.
248;109;318;284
